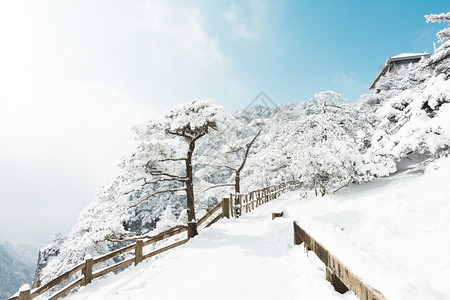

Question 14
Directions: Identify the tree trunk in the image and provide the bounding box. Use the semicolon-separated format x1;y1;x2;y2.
235;171;240;193
186;140;198;238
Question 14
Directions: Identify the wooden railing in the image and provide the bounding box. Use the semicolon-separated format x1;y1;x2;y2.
228;180;301;218
10;205;224;300
293;222;387;300
10;181;300;300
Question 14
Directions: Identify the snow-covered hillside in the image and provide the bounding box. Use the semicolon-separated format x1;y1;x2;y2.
63;157;450;300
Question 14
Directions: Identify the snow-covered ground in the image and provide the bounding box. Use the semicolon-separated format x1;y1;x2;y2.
66;158;450;300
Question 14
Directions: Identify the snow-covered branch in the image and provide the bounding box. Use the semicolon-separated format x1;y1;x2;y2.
128;188;187;208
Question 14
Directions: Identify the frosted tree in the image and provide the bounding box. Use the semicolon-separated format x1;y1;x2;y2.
201;126;262;194
123;99;229;238
423;12;450;77
425;12;450;42
253;93;395;196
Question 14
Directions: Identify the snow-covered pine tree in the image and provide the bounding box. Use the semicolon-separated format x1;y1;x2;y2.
123;99;229;238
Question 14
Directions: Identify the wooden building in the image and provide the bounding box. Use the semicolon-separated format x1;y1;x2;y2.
369;53;431;90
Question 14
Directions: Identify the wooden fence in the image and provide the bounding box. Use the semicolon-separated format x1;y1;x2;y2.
9;201;223;300
229;180;301;218
10;181;300;300
293;221;387;300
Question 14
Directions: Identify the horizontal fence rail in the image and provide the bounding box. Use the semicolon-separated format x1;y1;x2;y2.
9;224;191;300
293;222;387;300
10;181;300;300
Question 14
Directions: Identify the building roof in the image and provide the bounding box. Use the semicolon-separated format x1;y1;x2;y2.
369;53;431;89
390;53;431;61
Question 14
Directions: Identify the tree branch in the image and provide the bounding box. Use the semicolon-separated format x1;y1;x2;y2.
129;187;187;208
143;178;184;185
332;180;351;194
158;158;187;162
149;170;187;181
205;164;238;171
237;129;261;173
167;130;192;140
107;225;188;243
204;183;235;191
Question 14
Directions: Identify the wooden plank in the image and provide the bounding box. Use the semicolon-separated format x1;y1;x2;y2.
230;193;234;218
18;289;30;300
143;227;187;247
47;277;83;300
93;244;135;265
197;201;223;226
222;197;230;218
206;212;223;228
251;192;255;210
81;258;93;286
135;240;143;266
31;262;84;297
142;239;188;260
92;257;135;279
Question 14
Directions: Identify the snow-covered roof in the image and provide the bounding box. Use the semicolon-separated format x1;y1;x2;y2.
369;52;431;89
390;53;430;59
389;52;431;61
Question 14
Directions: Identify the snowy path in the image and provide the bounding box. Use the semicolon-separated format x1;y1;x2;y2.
67;192;355;300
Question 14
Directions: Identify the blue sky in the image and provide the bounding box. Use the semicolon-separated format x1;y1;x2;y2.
193;0;448;108
0;0;448;244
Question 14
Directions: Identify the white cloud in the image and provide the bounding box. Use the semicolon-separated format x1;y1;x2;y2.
0;1;159;243
223;0;269;40
132;1;226;68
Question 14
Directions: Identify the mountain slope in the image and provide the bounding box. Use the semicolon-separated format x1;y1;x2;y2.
0;241;37;299
65;157;450;300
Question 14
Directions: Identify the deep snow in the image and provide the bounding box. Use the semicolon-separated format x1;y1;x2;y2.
66;157;450;300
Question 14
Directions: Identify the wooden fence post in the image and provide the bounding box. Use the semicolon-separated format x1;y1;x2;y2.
229;193;234;218
245;195;249;213
135;240;143;266
251;192;255;210
222;198;230;218
18;284;31;300
293;222;303;245
82;255;93;286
